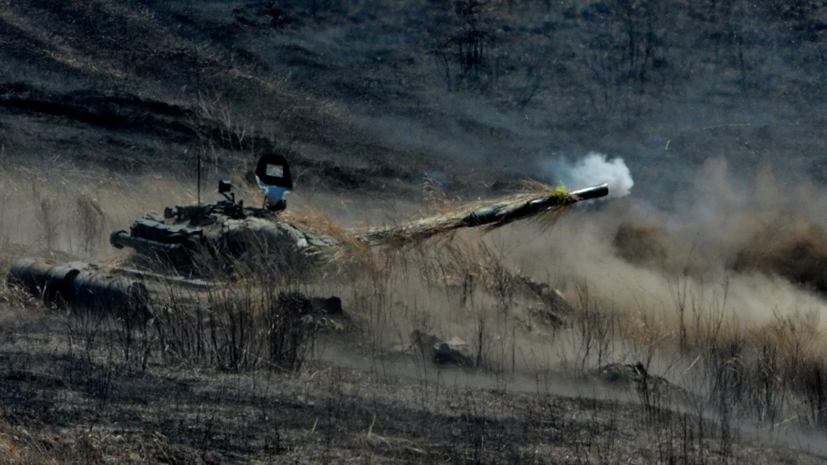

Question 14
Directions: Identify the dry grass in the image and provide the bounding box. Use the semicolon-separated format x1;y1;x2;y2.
5;165;827;462
282;206;370;259
0;421;169;465
3;0;827;461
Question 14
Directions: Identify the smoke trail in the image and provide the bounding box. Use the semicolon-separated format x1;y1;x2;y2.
540;152;634;199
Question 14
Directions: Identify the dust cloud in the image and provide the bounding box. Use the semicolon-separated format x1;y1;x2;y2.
0;164;200;267
517;156;827;331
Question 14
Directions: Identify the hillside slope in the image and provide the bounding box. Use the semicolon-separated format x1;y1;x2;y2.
5;2;827;464
2;0;827;201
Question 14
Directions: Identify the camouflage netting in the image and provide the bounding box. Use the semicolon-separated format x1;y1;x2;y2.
355;182;582;247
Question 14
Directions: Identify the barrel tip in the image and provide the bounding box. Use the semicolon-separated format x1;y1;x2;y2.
570;183;609;201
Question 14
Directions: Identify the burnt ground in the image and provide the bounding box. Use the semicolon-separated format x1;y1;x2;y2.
0;303;824;464
5;0;827;463
4;1;827;200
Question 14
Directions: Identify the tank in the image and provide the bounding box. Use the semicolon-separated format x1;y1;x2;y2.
108;195;338;274
8;153;609;310
109;153;338;276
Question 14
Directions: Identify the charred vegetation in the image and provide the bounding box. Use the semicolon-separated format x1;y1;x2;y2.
3;0;827;463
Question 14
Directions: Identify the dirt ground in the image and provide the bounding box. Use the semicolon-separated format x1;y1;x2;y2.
0;304;824;464
4;1;827;463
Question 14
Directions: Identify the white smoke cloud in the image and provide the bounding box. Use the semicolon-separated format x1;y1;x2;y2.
539;152;634;199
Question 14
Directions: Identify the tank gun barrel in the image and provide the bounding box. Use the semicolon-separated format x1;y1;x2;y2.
461;183;609;227
569;184;610;201
7;259;151;321
359;183;609;245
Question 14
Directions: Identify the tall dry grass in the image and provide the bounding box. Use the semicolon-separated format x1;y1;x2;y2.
0;162;200;267
331;222;827;440
7;160;827;445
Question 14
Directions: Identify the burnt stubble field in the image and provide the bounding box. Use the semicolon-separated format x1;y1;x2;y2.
4;0;827;463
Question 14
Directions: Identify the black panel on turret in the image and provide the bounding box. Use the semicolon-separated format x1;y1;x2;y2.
255;154;293;189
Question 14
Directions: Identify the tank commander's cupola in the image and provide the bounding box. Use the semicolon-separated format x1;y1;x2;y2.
255;154;293;212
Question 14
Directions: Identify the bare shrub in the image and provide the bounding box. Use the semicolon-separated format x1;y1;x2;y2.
431;0;495;90
480;243;517;316
565;280;616;372
74;193;106;256
149;279;319;373
60;265;319;375
35;194;60;254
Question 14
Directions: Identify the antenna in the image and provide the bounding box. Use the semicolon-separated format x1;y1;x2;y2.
187;0;202;207
197;148;202;206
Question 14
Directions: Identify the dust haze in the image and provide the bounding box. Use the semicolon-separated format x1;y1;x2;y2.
5;0;827;461
548;156;827;331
